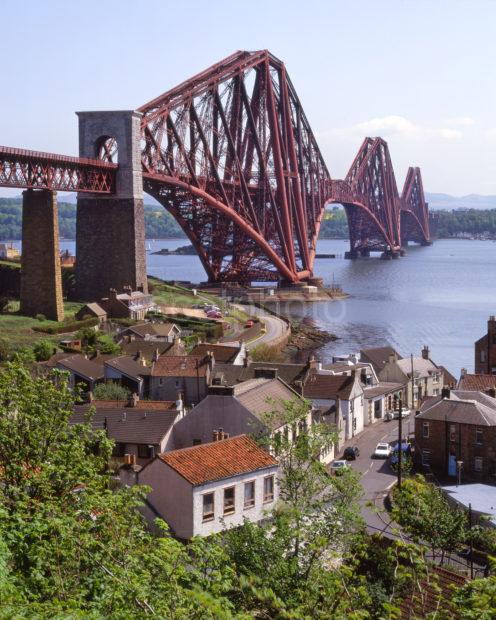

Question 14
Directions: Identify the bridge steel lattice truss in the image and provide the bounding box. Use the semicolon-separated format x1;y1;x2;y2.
0;50;430;283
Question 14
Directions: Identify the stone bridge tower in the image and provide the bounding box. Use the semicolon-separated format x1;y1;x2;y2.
75;110;147;301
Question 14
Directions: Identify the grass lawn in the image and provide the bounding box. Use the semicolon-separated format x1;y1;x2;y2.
0;300;85;350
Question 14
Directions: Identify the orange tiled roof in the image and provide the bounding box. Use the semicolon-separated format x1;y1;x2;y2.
458;373;496;391
151;355;208;378
157;434;277;485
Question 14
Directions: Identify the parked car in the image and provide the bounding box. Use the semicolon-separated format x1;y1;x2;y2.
330;460;349;475
245;319;254;328
206;310;222;319
373;442;391;458
204;304;221;312
392;408;410;419
389;442;412;465
343;446;360;461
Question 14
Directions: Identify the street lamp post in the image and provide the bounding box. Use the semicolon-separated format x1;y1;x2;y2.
456;460;463;487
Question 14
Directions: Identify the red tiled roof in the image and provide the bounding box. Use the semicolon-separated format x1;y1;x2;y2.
399;565;467;618
458;373;496;391
157;435;277;485
303;372;356;400
151;355;208;378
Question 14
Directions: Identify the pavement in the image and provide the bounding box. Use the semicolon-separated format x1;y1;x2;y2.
233;303;289;349
336;413;415;537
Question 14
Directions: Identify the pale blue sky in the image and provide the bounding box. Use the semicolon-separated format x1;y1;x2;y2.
1;0;496;195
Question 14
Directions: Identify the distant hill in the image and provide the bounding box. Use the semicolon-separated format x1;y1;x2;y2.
425;192;496;210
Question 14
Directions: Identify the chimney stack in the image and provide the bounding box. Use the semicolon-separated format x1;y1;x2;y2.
421;345;430;360
212;430;219;442
441;387;451;399
460;368;467;378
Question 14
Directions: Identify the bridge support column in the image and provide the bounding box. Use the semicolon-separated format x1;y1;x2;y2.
75;111;147;301
20;189;64;321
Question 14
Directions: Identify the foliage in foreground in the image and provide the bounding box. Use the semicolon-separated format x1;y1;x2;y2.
0;361;495;618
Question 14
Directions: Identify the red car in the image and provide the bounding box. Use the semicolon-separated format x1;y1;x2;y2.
206;310;222;319
245;320;254;328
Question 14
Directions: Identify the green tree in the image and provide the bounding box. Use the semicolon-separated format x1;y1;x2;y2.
223;398;367;617
33;339;55;361
392;475;467;564
0;360;238;617
452;576;496;619
93;381;131;401
249;343;286;362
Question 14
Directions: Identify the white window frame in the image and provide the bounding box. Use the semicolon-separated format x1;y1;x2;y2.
476;427;483;446
422;422;429;439
475;457;483;472
421;450;431;466
223;486;236;515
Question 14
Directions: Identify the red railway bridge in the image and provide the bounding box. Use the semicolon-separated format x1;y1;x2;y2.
0;50;430;319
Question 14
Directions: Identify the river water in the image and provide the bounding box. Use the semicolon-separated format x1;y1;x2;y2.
11;237;496;375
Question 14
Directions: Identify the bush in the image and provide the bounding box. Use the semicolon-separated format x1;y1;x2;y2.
0;338;11;362
33;340;56;362
93;382;131;401
35;313;46;322
33;317;98;335
250;343;286;362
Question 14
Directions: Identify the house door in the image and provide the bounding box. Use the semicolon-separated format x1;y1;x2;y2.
448;454;457;476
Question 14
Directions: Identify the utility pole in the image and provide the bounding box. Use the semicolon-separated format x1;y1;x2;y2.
469;503;474;579
397;397;403;490
411;353;415;410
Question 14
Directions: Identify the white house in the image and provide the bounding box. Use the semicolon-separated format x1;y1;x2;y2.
138;434;279;539
302;370;365;447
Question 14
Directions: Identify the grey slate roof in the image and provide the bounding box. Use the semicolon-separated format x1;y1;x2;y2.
72;405;179;444
417;395;496;426
363;382;404;399
57;354;111;381
213;361;308;387
105;356;151;379
360;346;402;371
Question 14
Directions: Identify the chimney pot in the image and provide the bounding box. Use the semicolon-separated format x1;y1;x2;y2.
213;430;219;442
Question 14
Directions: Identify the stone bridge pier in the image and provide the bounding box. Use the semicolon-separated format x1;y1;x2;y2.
75;110;147;301
20;189;64;321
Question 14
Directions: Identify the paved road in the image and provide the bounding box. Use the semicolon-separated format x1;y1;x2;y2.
339;413;415;537
234;303;289;349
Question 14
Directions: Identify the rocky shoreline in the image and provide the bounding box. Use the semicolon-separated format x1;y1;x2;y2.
283;319;337;360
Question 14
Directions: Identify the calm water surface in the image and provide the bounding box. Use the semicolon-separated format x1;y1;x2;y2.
14;237;496;375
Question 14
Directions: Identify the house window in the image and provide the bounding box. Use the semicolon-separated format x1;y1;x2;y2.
244;481;255;509
263;475;274;503
450;424;456;442
475;457;483;472
137;445;153;459
481;350;486;362
223;487;235;515
422;422;429;439
202;493;214;521
112;442;125;457
421;450;431;466
159;377;164;386
175;379;180;388
476;428;483;445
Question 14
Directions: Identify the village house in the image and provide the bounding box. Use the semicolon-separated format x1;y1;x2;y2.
360;346;403;375
189;342;247;366
474;315;496;374
378;346;442;409
302;371;364;448
171;373;313;456
138;434;278;539
99;287;155;321
304;355;403;426
149;355;212;405
211;361;310;392
72;397;182;465
56;353;117;392
118;322;181;343
120;338;186;363
103;355;151;398
415;388;496;481
75;302;107;325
